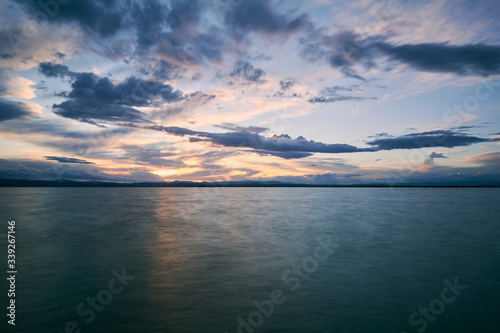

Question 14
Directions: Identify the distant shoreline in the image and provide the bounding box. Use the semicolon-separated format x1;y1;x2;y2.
0;179;499;188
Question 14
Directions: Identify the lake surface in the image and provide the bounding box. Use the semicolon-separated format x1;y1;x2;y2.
0;187;499;333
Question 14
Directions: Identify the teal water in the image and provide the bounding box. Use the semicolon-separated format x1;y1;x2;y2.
0;187;499;333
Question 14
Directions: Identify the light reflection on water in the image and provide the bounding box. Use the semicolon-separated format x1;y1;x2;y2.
0;187;499;332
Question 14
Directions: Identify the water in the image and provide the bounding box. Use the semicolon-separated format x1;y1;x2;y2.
0;187;499;333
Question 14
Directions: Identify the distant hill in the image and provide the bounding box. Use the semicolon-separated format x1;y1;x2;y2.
0;178;498;187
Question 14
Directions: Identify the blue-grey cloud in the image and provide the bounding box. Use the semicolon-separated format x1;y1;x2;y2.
137;125;499;159
230;61;266;84
188;132;365;154
248;150;313;159
0;158;164;182
225;0;308;38
279;78;295;91
153;0;226;66
17;0;130;37
309;86;375;103
367;130;494;150
429;152;447;160
132;0;168;50
305;30;500;78
44;156;95;164
0;98;37;121
139;125;367;155
18;0;223;66
38;62;74;78
215;123;268;134
51;69;185;124
374;42;500;76
0;119;132;139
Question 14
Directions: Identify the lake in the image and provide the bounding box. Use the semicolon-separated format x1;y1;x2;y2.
0;187;499;332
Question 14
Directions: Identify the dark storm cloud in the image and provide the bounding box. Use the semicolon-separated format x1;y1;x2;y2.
225;0;308;37
230;61;266;84
44;156;95;164
51;69;185;124
367;130;494;150
0;98;37;121
374;42;500;76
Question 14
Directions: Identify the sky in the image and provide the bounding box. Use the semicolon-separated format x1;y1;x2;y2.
0;0;500;185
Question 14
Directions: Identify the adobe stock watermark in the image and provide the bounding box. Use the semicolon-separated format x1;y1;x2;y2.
228;236;336;333
339;0;405;64
7;0;72;54
50;267;135;333
400;277;467;333
385;79;500;186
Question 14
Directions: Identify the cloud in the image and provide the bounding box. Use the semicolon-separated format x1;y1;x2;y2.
248;150;313;159
38;62;73;77
254;171;364;185
189;132;365;154
309;86;375;103
215;123;268;134
133;0;168;50
0;158;164;182
230;61;266;84
119;144;185;168
0;2;81;70
151;0;226;66
136;125;499;160
224;0;308;38
279;78;295;91
302;31;376;80
141;125;366;155
50;69;185;125
150;60;183;81
0;69;36;99
303;29;500;79
429;152;447;160
463;151;500;167
0;118;132;140
44;156;95;164
366;130;494;150
0;98;39;121
17;0;129;38
17;0;223;66
375;42;500;76
415;152;447;173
